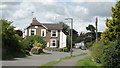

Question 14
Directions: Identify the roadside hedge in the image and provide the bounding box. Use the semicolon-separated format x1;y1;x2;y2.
90;40;120;67
59;48;69;52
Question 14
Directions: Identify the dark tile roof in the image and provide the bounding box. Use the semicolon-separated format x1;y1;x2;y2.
42;23;63;30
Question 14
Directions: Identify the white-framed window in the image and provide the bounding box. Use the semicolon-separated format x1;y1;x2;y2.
41;29;46;37
50;39;57;47
29;29;36;36
51;30;58;37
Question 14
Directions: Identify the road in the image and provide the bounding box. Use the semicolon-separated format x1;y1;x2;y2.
2;49;90;68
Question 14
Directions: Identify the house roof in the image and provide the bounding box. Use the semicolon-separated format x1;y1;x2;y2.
42;23;63;30
30;18;63;30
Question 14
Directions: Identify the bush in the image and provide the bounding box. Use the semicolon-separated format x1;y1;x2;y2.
101;41;120;67
91;40;120;67
23;35;47;51
90;41;105;63
31;47;39;54
59;48;69;52
84;42;94;48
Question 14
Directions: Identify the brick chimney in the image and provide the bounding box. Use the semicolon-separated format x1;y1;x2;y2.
32;17;37;21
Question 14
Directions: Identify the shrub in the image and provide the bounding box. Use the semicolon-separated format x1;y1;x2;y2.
31;41;44;54
84;42;94;48
31;48;38;54
59;48;69;52
90;41;105;63
23;35;47;51
101;41;120;67
91;40;120;67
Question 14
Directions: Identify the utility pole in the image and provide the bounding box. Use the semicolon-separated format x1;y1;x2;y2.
95;17;98;42
65;18;73;56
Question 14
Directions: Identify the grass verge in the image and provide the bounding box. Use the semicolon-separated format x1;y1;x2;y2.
76;56;102;67
60;53;87;60
38;53;88;68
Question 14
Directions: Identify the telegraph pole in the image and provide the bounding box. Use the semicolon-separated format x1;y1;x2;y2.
95;17;98;42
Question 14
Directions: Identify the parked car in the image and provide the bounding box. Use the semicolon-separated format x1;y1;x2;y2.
79;46;87;50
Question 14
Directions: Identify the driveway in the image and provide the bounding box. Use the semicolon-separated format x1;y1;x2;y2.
2;49;90;67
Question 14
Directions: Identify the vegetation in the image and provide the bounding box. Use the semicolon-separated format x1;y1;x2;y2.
76;56;101;67
38;53;88;68
60;53;87;60
59;47;69;52
101;1;120;43
23;35;47;54
40;60;60;67
85;24;96;43
1;19;25;59
84;42;94;48
91;1;120;68
59;22;70;35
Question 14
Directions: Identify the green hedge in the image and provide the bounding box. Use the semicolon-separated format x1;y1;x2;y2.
59;48;69;52
90;40;120;67
90;41;105;63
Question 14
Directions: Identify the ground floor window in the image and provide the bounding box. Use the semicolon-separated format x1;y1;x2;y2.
50;39;57;47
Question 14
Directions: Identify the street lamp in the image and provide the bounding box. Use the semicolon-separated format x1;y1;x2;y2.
65;18;73;56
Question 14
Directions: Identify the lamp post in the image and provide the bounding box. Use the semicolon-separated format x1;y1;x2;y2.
65;18;73;56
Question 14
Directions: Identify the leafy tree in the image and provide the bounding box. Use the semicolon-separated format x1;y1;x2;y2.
59;22;70;35
91;1;120;67
101;1;120;43
32;41;43;48
66;35;71;51
1;19;24;58
86;24;96;42
86;24;96;32
23;35;47;51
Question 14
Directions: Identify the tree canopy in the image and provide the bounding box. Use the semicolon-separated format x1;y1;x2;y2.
101;1;120;43
1;19;23;55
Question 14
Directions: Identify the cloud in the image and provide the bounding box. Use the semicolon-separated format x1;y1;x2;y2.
72;0;116;3
12;2;35;20
0;1;116;33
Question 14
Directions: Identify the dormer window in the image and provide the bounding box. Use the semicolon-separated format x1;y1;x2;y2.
51;30;58;37
41;29;46;37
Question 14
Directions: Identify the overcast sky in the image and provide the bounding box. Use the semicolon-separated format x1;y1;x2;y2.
1;0;116;34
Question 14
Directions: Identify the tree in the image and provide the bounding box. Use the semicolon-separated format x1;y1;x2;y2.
66;35;71;51
59;22;70;35
92;1;120;67
86;24;96;42
1;19;24;57
86;24;96;32
101;1;120;43
23;35;47;51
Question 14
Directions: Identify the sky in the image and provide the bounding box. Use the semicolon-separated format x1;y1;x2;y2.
1;0;117;34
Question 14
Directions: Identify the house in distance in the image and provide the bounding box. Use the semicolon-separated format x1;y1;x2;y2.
23;18;66;48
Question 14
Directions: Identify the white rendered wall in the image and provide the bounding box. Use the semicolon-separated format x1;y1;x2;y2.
60;30;66;48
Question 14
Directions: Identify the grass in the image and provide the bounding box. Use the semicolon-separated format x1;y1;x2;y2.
39;60;60;68
39;52;51;55
76;56;102;67
38;53;88;68
60;53;87;60
2;53;31;60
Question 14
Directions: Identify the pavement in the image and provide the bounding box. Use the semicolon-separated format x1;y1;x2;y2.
53;50;91;67
2;49;90;68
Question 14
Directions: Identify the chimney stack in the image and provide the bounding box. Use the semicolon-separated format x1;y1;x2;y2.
32;17;37;21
